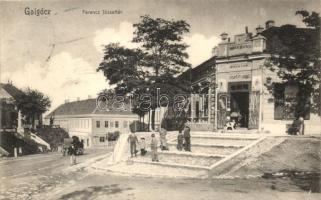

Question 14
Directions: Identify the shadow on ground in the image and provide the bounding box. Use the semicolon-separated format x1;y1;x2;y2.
263;170;320;193
59;184;133;200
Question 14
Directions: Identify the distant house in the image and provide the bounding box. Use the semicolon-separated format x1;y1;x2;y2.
44;98;138;148
0;83;24;131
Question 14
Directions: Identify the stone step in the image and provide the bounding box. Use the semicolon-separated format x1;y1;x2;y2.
167;143;242;155
180;137;256;146
133;151;223;167
95;160;210;178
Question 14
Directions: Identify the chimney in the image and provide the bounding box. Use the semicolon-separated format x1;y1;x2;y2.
245;26;249;34
265;20;275;29
256;25;264;34
88;95;92;99
220;32;228;41
77;97;80;101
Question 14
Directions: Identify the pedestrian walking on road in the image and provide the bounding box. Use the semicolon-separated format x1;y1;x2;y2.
68;144;77;165
177;130;184;151
150;133;159;162
128;131;139;157
183;125;191;151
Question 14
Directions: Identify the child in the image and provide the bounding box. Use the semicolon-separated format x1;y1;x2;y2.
177;131;184;151
140;138;147;156
150;133;159;162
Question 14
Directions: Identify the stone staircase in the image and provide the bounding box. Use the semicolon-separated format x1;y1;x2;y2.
89;131;271;178
122;132;264;178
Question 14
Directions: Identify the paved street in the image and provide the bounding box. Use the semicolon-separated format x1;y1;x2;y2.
0;148;111;200
0;146;320;200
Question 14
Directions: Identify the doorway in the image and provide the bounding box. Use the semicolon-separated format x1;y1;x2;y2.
230;92;249;128
228;82;250;128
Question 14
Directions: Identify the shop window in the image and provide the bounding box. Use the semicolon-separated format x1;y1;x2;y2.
204;96;209;117
99;137;105;142
187;103;191;117
105;121;108;128
96;121;100;128
115;121;119;128
274;83;310;120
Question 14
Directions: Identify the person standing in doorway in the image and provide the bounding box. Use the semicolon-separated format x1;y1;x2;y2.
150;133;159;162
183;125;191;151
128;131;139;157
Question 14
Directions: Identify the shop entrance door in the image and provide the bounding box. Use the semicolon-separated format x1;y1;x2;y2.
228;82;251;128
230;92;249;128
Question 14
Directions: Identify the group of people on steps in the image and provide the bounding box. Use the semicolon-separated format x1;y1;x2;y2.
128;125;191;162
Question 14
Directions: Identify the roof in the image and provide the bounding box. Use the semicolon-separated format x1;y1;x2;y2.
45;98;135;118
0;83;24;100
179;56;215;84
0;88;13;99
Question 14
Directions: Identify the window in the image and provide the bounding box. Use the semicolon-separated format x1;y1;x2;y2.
96;121;100;128
115;121;119;128
105;121;109;128
123;121;128;128
274;83;310;120
99;137;105;142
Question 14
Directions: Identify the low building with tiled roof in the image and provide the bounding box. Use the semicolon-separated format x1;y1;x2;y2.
44;98;138;148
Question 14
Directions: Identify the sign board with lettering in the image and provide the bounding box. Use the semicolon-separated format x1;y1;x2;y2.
228;42;252;56
217;61;252;73
228;72;251;82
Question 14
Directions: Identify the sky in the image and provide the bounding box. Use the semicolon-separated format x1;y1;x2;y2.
0;0;320;113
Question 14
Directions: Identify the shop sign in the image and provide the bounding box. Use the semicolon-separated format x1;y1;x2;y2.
217;61;252;73
228;73;251;82
228;42;253;56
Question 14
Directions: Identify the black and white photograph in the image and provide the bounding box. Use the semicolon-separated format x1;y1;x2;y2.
0;0;320;199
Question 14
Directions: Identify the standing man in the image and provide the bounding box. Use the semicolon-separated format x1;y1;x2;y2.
159;127;168;150
177;130;184;151
128;131;138;157
298;117;305;135
68;144;77;165
183;125;191;151
150;133;159;162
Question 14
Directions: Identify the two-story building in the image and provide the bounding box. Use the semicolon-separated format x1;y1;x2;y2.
44;98;138;148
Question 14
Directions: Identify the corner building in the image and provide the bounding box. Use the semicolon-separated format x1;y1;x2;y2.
187;21;320;134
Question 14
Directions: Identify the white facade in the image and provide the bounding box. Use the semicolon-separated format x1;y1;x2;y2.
46;114;137;148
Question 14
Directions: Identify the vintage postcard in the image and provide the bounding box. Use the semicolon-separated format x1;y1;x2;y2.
0;0;320;199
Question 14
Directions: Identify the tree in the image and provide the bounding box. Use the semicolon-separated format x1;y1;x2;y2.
98;15;191;130
132;15;191;77
17;88;51;129
265;10;320;116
